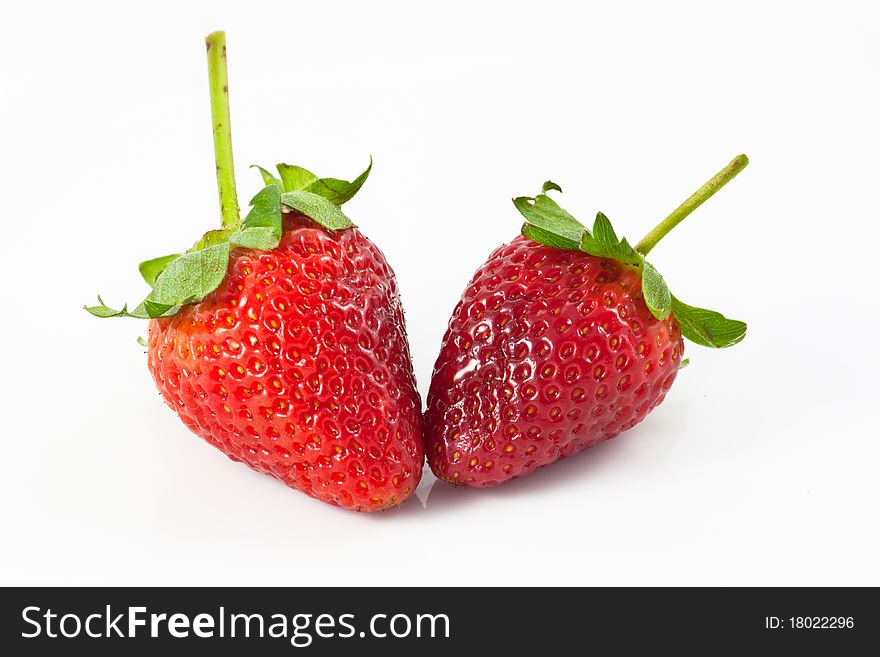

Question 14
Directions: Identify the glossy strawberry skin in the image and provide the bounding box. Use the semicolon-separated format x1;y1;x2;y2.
147;213;424;511
425;235;683;487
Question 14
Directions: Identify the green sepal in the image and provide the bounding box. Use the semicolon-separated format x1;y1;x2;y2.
142;186;285;316
280;190;353;230
191;228;235;251
670;295;747;348
276;164;318;192
513;189;585;250
141;299;178;318
581;212;642;266
230;184;284;249
641;261;672;320
521;223;582;250
251;165;283;189
145;242;231;313
514;180;747;350
139;254;181;287
84;296;152;319
230;227;277;250
251;157;372;230
87;185;284;319
305;157;372;205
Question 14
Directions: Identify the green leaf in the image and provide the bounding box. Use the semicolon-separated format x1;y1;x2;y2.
281;190;354;230
84;296;129;318
251;165;283;189
305;157;372;205
137;336;147;347
231;185;283;249
514;193;585;250
580;212;643;266
146;242;231;311
240;185;282;231
84;296;150;319
671;295;747;348
141;299;178;318
191;229;235;251
641;261;672;320
679;358;690;369
509;179;747;351
521;223;582;250
83;296;176;319
139;254;181;287
87;184;286;320
231;228;278;250
251;158;371;226
276;164;318;192
257;159;372;207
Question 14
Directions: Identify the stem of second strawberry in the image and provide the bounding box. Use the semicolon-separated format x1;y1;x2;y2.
206;31;240;230
634;154;749;256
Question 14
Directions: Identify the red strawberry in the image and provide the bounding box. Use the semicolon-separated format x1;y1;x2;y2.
425;158;749;487
86;32;423;511
145;213;423;510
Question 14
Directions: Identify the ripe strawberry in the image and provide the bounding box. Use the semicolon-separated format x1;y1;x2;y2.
425;159;749;487
144;212;424;510
86;32;423;511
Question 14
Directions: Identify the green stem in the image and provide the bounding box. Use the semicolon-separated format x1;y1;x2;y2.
206;31;239;229
635;154;749;256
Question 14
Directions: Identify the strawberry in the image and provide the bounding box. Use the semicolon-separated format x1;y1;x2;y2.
86;32;423;511
425;158;749;487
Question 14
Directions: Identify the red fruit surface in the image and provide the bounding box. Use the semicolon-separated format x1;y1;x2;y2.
425;235;683;487
147;212;424;511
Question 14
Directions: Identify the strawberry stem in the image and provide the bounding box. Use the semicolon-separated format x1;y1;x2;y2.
635;154;749;256
206;31;240;229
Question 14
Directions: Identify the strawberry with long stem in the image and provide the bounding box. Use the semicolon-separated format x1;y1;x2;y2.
87;32;424;511
425;156;749;487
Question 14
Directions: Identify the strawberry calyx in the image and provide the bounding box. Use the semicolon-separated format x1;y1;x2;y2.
85;31;371;320
253;158;372;219
514;155;749;348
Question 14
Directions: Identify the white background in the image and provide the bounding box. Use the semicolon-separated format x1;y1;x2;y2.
1;0;878;586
